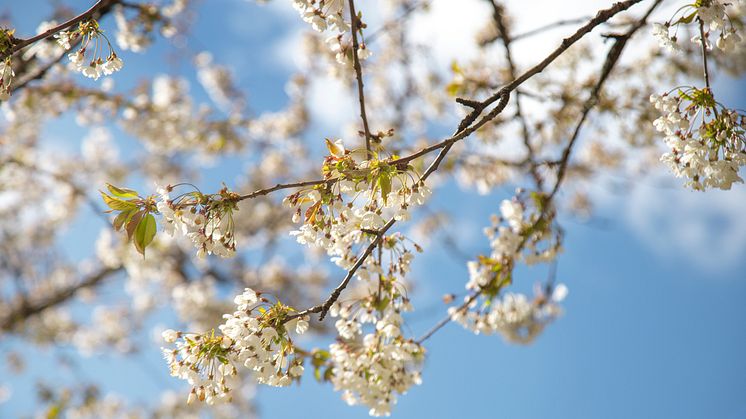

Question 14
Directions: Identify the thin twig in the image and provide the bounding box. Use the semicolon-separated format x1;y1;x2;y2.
366;0;429;44
347;0;373;153
416;292;478;343
0;267;121;331
698;19;712;89
511;17;592;42
10;47;70;92
1;0;115;60
236;179;330;202
550;0;662;201
6;157;110;223
488;0;543;189
286;219;396;322
697;17;717;120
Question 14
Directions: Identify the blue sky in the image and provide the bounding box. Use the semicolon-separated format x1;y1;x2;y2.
2;1;745;418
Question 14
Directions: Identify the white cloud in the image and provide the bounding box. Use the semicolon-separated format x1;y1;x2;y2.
307;75;356;131
623;177;746;272
408;0;489;68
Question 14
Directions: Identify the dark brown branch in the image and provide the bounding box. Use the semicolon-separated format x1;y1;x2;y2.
391;0;645;171
511;17;592;42
286;218;397;322
347;0;373;153
0;267;122;332
10;47;70;93
8;0;119;93
488;0;542;188
1;0;117;61
236;179;330;202
233;2;644;208
697;18;714;94
366;1;429;44
483;0;645;109
421;92;511;179
549;0;661;200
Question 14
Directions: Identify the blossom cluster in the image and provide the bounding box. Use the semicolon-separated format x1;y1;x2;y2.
651;89;746;190
319;235;424;416
55;19;124;80
449;284;568;344
291;0;372;65
464;195;561;293
653;0;743;53
114;1;185;52
162;288;308;405
282;137;429;416
156;184;240;258
121;75;244;154
195;52;244;113
99;182;241;257
292;0;347;33
327;332;424;416
451;194;564;341
285;139;430;275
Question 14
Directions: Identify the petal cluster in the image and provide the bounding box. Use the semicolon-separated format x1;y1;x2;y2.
651;91;746;190
162;288;308;405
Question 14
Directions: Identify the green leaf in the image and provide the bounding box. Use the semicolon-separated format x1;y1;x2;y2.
378;173;392;205
675;12;696;25
125;210;145;240
325;138;345;158
99;191;138;212
46;404;61;419
446;82;461;97
311;350;330;367
106;183;139;199
323;366;334;381
450;60;462;75
375;296;390;312
133;213;157;255
112;209;133;231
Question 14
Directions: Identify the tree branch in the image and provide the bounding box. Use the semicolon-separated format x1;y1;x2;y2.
366;0;429;44
696;18;720;122
236;179;331;202
488;0;543;189
286;218;396;322
0;266;122;332
549;0;662;201
347;0;374;153
511;17;592;42
1;0;117;61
